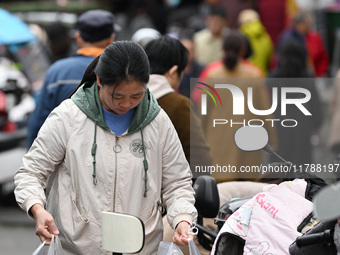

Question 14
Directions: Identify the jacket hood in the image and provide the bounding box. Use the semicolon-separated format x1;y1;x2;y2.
71;81;161;134
147;74;174;99
240;20;266;37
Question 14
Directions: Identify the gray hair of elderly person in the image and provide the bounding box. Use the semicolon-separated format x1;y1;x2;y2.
131;27;161;48
291;10;313;33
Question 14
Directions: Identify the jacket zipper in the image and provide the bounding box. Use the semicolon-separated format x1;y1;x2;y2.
113;135;121;211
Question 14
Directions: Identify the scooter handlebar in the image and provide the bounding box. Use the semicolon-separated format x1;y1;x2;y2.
295;229;333;248
196;224;217;239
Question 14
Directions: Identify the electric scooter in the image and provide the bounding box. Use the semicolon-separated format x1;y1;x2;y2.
209;126;328;254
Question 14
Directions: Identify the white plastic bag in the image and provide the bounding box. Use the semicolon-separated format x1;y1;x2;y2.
188;238;201;255
32;235;65;255
157;241;184;255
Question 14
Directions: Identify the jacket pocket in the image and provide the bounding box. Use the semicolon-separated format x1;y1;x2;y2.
72;195;101;226
73;199;90;223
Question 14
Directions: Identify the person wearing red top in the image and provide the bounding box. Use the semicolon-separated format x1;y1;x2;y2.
306;30;329;77
191;34;264;106
276;10;329;77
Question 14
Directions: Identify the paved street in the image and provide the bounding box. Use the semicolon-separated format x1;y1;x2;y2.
0;144;40;254
0;205;40;254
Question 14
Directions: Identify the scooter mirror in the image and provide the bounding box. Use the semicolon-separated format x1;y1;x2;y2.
234;126;269;151
313;182;340;221
194;175;220;218
102;211;145;253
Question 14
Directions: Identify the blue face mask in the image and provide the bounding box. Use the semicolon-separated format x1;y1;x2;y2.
166;0;181;7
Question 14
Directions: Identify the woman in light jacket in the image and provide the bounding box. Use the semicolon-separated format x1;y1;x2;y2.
14;41;197;255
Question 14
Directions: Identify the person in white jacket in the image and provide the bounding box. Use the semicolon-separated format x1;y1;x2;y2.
14;41;197;255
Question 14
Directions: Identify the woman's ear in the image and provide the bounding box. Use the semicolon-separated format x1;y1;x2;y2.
165;65;181;90
168;65;178;76
164;65;178;83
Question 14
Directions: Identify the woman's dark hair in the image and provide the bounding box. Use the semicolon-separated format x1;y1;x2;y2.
209;4;228;19
222;31;244;70
276;39;308;78
70;41;150;97
143;35;188;76
96;41;150;86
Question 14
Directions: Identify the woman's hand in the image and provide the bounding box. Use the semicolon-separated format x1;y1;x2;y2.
30;204;59;243
173;221;193;246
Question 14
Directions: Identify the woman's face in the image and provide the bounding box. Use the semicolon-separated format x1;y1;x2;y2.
98;79;146;115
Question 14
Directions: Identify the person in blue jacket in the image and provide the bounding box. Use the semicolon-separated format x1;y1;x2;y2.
27;9;116;148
